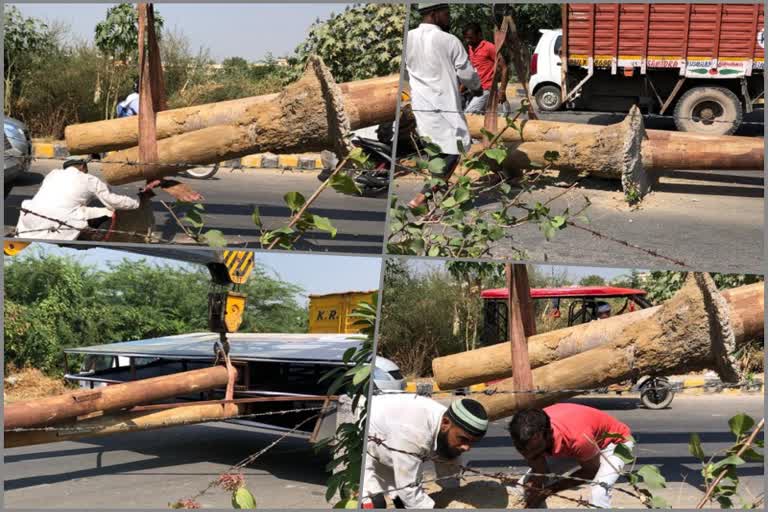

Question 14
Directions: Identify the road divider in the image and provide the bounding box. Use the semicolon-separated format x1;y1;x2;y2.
30;141;324;171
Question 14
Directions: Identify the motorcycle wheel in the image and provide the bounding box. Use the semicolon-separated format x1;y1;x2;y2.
640;378;675;409
182;163;220;179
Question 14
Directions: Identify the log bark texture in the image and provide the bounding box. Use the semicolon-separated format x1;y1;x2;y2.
5;366;235;430
433;281;762;390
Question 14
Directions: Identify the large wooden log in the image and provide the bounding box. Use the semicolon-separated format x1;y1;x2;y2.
65;74;400;155
4;366;235;430
473;274;754;420
466;110;764;174
98;57;399;184
433;281;762;390
5;402;243;448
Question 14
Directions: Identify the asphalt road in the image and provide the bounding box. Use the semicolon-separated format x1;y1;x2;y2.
4;161;387;254
4;422;333;509
393;109;764;273
423;394;764;508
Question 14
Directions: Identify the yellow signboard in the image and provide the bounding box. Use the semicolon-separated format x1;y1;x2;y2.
308;291;377;334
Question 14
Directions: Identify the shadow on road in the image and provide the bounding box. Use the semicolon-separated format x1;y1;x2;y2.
5;422;330;492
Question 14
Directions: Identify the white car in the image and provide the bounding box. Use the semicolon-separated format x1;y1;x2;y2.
529;28;564;112
372;356;405;393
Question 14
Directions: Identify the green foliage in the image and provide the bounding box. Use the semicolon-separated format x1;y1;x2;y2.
231;487;257;509
388;107;579;259
3;6;57;116
578;274;606;286
94;3;164;61
410;3;561;51
288;4;406;82
318;298;377;506
689;414;763;509
3;251;307;374
642;272;762;304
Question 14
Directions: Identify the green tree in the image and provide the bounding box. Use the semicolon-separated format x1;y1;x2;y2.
4;252;308;374
288;4;406;82
579;274;606;286
3;6;56;115
93;3;164;119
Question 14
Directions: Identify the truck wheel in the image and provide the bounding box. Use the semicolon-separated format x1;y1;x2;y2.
673;86;742;135
535;85;562;111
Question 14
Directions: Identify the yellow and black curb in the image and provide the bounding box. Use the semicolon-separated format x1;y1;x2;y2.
405;376;764;398
31;141;324;171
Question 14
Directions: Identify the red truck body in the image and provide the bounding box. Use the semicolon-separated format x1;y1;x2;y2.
534;3;765;135
564;3;764;77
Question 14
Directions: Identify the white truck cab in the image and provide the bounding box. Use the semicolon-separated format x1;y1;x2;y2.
529;29;563;112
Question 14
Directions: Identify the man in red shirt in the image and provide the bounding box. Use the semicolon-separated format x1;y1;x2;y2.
462;23;509;114
508;403;635;508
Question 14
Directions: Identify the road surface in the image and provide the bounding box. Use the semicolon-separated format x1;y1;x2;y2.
4;161;387;254
5;422;333;508
392;109;764;273
420;394;764;508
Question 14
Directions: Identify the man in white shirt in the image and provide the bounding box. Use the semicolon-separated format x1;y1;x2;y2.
362;395;488;509
117;82;140;118
15;157;143;240
405;3;483;208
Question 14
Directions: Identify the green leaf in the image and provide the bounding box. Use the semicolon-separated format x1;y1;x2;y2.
614;442;635;463
410;238;425;254
251;207;262;228
347;146;366;165
728;413;755;439
352;365;370;386
454;187;470;204
334;499;359;509
203;229;227;247
312;215;338;237
649;495;670;509
441;197;457;209
329;173;362;195
689;433;706;461
428;245;440;257
232;487;257;509
551;215;566;229
284;191;306;212
541;222;555;241
711;455;745;472
637;465;666;489
741;448;763;463
484;148;507;165
428;158;446;175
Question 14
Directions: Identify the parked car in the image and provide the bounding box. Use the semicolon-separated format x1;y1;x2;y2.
372;356;406;392
4;117;32;197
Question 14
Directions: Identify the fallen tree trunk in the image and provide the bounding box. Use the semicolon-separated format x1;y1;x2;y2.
466;114;764;171
433;281;761;390
471;274;753;420
4;365;235;430
98;57;397;184
66;74;400;155
5;402;243;448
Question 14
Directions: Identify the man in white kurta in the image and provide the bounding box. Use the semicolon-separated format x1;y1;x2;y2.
363;395;488;508
15;158;141;240
405;3;482;207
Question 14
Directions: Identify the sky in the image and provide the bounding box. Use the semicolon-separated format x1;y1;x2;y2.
11;3;350;61
19;243;383;305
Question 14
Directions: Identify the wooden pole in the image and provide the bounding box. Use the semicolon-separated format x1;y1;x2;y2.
5;366;236;430
506;264;535;394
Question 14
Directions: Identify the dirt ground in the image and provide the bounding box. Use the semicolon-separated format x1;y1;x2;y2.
3;367;73;403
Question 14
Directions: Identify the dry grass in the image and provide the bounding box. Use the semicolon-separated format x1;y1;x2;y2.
4;366;73;403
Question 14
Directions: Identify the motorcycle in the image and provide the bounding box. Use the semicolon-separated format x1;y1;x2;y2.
596;375;676;410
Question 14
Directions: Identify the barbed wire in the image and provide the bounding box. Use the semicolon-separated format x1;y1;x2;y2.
371;379;763;398
409;106;767;126
365;435;650;508
4;405;326;435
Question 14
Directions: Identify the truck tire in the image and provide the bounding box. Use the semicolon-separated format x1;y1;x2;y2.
673;86;742;136
534;85;562;112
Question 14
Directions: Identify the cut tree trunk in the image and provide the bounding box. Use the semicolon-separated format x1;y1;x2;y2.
4;365;235;430
66;73;400;155
97;57;398;185
5;402;243;448
469;274;755;420
432;280;762;390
